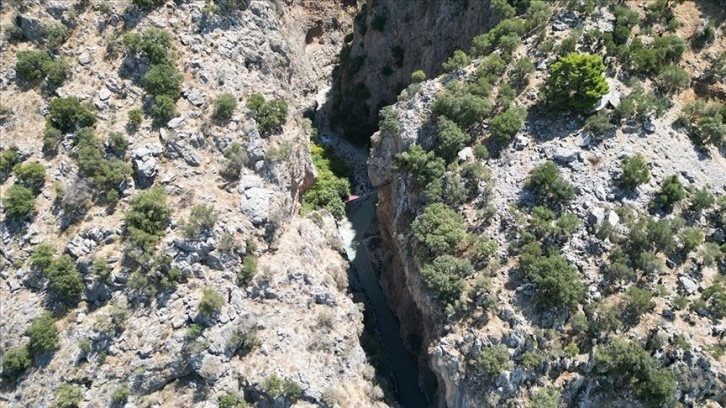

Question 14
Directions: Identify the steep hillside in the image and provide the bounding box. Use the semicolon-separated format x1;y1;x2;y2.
0;1;389;407
369;1;726;406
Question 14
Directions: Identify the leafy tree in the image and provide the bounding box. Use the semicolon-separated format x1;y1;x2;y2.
123;27;172;64
420;255;473;306
476;345;510;378
702;276;726;318
43;57;71;87
596;338;676;405
246;93;288;135
519;247;586;310
302;143;350;219
13;162;46;194
46;255;84;304
16;51;51;83
524;0;552;31
583;110;614;140
221;142;246;180
412;203;467;259
432;81;492;129
410;70;426;83
3;184;35;220
543;53;609;112
395;144;446;188
53;383;83;408
0;146;21;174
525;162;575;208
31;243;55;270
657;175;686;211
125;186;172;250
28;312;59;354
2;346;31;380
616;81;667;122
47;97;97;133
213;93;237;121
435;117;470;161
442;50;471;73
143;63;182;98
617;154;650;191
489;107;525;142
470;19;525;57
491;0;516;21
658;65;689;94
679;101;726;146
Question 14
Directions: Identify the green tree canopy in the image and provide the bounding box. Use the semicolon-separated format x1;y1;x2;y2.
544;53;609;111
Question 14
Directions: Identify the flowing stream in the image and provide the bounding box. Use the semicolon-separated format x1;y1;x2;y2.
325;132;428;407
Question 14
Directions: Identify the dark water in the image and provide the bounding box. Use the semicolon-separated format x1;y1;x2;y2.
340;193;429;408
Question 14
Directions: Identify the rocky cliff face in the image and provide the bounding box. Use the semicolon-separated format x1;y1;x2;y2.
334;0;493;144
0;1;388;406
369;2;726;406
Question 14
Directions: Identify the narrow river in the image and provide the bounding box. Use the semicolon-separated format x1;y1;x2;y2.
338;196;429;408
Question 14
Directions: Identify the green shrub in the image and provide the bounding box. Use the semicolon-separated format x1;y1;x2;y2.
617;154;650;191
476;345;510;378
181;205;218;239
509;57;535;90
2;346;31;379
46;255;84;304
53;383;83;408
13;162;46;194
519;246;586;310
524;0;552;31
43;23;69;49
569;312;588;334
282;379;302;401
544;53;608;112
441;50;471;73
16;51;51;83
198;287;225;318
624;287;655;318
693;20;716;49
132;0;165;9
143;63;182;98
395;144;445;188
616;81;667;122
47;97;97;133
110;384;130;404
647;218;675;254
92;258;111;282
657;65;689;94
678;100;726;146
489;107;525;142
690;188;715;212
31;243;55;270
213;93;237;121
596;338;676;405
127;108;143;127
76;132;131;191
525;161;575;208
420;255;473;306
28;312;59;354
412;203;466;260
521;350;543;369
302;143;350;220
247;93;287;133
124;28;172;64
432;82;492;129
43;57;72;87
531;387;560;408
3;184;35;220
472;143;489;160
221;142;246;180
0;146;20;174
434;117;470;161
125;186;172;250
470;18;525;57
657;175;686;211
219;393;246;408
108;132;130;157
702;276;726;318
95;303;129;336
410;70;426;83
680;227;704;254
583;110;614;140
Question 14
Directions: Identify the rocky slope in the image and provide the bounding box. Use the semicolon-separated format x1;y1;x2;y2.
368;1;726;407
0;1;388;407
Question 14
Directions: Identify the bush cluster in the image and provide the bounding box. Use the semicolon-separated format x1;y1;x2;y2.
75;129;130;202
213;93;238;121
2;346;31;380
519;243;586;310
432;80;492;130
27;312;59;354
53;383;83;408
617;154;650;191
45;255;84;304
525;162;575;209
3;184;35;220
657;175;686;212
181;205;218;239
125;186;172;257
679;101;725;147
246;93;289;136
46;97;97;136
302;143;351;220
16;51;71;87
596;338;676;405
476;345;510;378
198;287;225;319
0;146;21;174
124;28;181;120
